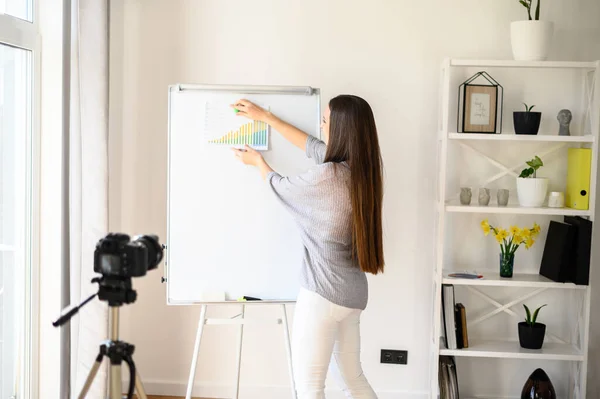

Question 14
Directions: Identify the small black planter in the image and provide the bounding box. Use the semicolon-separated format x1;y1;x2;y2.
518;322;546;349
514;112;542;135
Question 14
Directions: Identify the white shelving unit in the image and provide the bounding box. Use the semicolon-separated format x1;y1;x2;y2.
442;271;587;290
448;132;595;143
440;340;583;362
432;59;600;399
445;202;593;216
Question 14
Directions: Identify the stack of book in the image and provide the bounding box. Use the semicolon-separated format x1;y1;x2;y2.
439;355;459;399
442;284;469;349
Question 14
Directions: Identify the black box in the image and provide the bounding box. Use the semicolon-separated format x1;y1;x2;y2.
563;216;592;285
539;221;575;283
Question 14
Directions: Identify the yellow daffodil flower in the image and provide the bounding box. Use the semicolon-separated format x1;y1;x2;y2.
513;234;524;245
525;237;535;249
497;228;508;240
482;220;538;252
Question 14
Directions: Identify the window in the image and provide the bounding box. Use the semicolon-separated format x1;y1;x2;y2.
0;0;32;22
0;42;32;398
0;1;36;397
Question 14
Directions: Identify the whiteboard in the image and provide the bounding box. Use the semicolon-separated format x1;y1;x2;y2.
166;84;321;304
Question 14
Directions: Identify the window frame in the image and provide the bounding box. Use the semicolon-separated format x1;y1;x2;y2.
0;3;40;399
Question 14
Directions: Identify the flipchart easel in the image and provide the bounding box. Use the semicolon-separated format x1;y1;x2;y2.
165;84;322;399
184;302;297;399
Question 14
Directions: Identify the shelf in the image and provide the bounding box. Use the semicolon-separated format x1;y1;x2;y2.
448;133;595;143
443;271;586;290
445;202;592;216
449;59;598;69
439;340;583;361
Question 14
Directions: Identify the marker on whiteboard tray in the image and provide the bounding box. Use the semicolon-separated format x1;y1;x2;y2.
237;296;262;301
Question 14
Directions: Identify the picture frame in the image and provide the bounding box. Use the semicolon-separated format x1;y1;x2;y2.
458;72;503;134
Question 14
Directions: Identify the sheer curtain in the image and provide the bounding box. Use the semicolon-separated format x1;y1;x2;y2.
68;0;109;397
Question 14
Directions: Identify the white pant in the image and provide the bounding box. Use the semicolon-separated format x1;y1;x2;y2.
292;288;377;399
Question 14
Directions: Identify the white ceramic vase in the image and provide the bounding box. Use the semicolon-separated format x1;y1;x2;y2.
510;21;554;61
516;177;548;207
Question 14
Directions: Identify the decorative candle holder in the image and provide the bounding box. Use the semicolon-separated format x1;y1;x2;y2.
460;188;472;205
478;188;490;206
497;189;509;206
548;192;565;208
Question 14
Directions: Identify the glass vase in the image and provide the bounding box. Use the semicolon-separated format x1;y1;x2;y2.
500;253;514;278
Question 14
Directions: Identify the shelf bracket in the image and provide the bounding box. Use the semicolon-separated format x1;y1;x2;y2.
466;286;567;344
451;141;567;200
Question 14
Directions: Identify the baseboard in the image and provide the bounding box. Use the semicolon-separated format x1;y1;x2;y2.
126;379;429;399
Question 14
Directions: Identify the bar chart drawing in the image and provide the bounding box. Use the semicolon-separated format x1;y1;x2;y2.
204;101;269;150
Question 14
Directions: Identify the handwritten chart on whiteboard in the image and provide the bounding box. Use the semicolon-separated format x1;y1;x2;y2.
204;101;270;150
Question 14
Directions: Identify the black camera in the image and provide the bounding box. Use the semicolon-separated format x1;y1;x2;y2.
94;233;163;278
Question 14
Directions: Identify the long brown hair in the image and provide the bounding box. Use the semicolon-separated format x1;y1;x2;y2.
325;95;384;275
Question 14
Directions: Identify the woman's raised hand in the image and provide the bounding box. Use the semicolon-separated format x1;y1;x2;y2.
232;144;264;167
230;99;270;122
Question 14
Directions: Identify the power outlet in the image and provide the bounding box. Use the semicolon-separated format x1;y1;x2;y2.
380;349;407;365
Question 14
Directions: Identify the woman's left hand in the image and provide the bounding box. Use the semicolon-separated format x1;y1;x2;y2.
232;145;264;167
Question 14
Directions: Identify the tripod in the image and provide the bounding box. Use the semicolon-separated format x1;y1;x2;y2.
52;233;165;399
77;307;148;399
53;276;150;399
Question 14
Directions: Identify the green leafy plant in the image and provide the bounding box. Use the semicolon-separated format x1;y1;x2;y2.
519;155;543;178
523;304;546;326
519;0;541;21
523;103;536;112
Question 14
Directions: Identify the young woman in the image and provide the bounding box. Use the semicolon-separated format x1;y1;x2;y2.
232;95;384;399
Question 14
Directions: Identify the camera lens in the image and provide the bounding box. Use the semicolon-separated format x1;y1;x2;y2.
132;235;164;271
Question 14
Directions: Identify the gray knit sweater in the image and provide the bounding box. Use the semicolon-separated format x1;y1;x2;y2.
267;135;368;310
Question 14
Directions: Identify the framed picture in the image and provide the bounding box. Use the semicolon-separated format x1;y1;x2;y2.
464;85;497;133
458;71;503;134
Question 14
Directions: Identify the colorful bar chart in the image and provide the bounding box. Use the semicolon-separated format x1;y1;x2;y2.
207;120;269;150
204;101;270;151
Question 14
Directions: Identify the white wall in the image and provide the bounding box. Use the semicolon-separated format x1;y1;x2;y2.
108;1;600;398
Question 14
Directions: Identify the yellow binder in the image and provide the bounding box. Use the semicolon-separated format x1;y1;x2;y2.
566;148;592;210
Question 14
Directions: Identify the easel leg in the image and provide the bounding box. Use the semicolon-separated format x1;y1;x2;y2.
186;304;207;399
281;304;297;399
235;304;246;399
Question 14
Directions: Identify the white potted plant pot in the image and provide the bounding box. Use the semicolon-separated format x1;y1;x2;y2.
511;21;554;61
517;177;548;207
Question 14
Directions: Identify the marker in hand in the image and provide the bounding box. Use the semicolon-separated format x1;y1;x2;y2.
231;102;242;114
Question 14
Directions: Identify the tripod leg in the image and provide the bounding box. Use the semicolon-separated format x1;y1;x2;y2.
78;354;103;399
134;370;148;399
109;364;122;399
186;305;207;399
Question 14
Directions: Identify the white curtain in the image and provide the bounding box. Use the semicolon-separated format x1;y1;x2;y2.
69;0;109;397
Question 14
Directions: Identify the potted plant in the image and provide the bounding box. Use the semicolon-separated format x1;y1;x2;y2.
481;219;540;277
517;155;548;207
511;0;554;61
514;103;542;135
519;304;547;349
